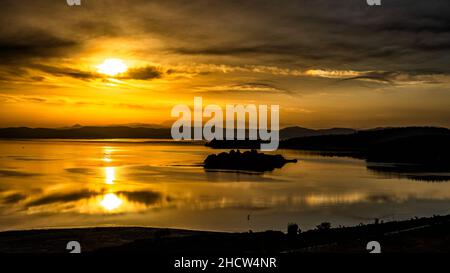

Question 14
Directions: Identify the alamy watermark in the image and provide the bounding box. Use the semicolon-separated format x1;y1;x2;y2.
367;0;381;6
66;241;81;253
66;0;81;6
67;1;380;7
366;241;381;253
171;97;279;151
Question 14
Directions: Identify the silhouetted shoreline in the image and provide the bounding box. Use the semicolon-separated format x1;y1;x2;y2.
1;214;450;253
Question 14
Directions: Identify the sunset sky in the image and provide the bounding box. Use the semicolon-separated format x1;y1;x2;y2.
1;0;450;128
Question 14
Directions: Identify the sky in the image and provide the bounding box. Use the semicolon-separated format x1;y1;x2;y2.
0;0;450;128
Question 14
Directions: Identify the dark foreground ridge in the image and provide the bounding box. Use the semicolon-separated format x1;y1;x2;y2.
1;214;450;253
204;150;297;172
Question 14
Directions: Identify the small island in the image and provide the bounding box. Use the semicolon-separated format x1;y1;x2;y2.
204;150;297;172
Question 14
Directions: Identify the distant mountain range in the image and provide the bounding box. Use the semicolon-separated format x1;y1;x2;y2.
0;125;355;139
0;126;170;139
279;126;355;139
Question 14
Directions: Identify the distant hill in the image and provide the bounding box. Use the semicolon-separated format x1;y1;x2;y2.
204;127;356;148
280;126;450;166
280;126;355;140
280;126;450;151
0;126;172;139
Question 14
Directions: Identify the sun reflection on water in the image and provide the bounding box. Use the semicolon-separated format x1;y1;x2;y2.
102;147;114;163
100;193;122;211
105;167;116;184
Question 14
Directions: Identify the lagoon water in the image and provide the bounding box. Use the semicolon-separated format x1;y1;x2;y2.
1;139;450;232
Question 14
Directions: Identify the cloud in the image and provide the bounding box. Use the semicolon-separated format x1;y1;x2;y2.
194;82;289;94
181;64;450;86
338;71;450;85
2;193;27;204
2;1;450;81
25;64;163;82
305;70;362;79
163;0;450;74
0;30;79;65
173;44;315;57
2;1;450;70
0;94;166;110
119;66;163;80
30;64;99;80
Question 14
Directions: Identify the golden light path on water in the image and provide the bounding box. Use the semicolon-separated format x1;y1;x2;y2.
105;167;115;185
100;146;123;211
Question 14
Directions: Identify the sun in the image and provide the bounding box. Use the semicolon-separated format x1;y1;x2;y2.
97;58;128;76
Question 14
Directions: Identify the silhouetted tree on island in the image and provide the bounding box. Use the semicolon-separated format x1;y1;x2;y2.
316;222;331;231
287;223;299;236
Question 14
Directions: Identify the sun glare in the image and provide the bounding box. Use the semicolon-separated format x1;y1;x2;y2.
100;193;122;211
97;58;128;76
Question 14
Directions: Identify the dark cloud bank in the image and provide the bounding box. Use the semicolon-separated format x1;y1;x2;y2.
0;0;449;78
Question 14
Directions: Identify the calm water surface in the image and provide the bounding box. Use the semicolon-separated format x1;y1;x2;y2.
0;140;450;232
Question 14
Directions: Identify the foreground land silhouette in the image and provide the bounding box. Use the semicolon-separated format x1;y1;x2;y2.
1;214;450;253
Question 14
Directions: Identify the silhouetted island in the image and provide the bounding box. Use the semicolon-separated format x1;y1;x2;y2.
204;150;297;172
280;127;450;168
